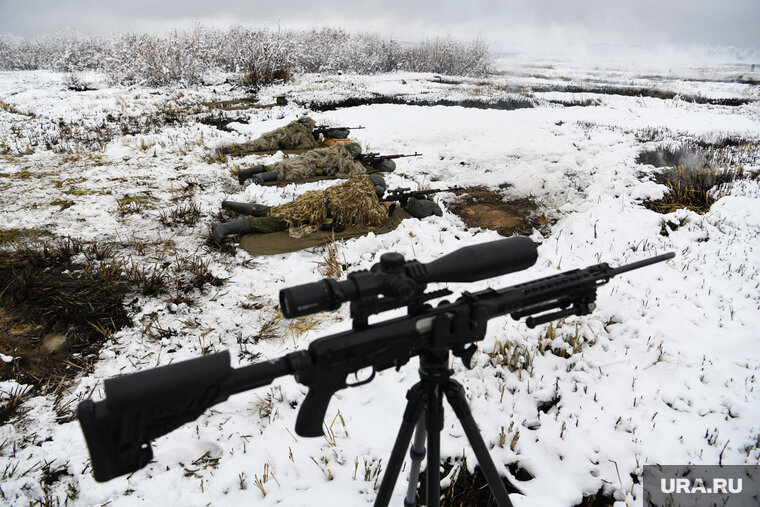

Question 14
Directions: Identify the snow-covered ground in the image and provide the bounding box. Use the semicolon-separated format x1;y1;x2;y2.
1;56;759;506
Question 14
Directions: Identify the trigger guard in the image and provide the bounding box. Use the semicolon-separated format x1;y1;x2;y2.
346;367;376;387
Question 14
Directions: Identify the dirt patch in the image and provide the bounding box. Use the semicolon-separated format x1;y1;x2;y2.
309;95;535;112
0;239;133;422
448;187;547;236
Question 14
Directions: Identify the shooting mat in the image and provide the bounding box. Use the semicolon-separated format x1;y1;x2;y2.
239;208;411;256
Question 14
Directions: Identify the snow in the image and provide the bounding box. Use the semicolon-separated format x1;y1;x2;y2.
1;58;759;506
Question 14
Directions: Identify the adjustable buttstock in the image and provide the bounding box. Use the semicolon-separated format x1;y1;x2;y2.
77;351;235;482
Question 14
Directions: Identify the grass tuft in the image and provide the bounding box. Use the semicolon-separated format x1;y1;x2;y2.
158;200;203;227
315;235;347;278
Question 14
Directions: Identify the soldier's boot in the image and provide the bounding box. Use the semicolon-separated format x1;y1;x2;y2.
211;217;257;243
237;165;267;185
251;170;280;185
221;201;270;216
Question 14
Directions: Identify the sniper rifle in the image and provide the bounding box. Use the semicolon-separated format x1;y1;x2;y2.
385;186;462;207
77;237;673;506
312;125;364;140
358;152;422;169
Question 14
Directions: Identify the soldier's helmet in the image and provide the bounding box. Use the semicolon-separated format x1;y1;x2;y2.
344;142;362;158
297;116;316;130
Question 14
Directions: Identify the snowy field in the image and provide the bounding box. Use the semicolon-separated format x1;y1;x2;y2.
1;55;760;506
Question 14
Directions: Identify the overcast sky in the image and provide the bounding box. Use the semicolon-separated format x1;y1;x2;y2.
1;0;758;58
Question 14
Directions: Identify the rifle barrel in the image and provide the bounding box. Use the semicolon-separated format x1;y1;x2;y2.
608;252;675;277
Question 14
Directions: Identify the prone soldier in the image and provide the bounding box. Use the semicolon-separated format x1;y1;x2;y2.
216;116;362;157
235;142;398;185
211;175;444;242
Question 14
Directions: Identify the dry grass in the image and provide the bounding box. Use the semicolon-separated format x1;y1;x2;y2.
0;238;133;419
174;254;226;292
314;235;347;278
0;385;30;424
644;164;754;214
158;200;203;227
416;457;521;507
639;144;760;214
0;101;22;114
117;193;160;215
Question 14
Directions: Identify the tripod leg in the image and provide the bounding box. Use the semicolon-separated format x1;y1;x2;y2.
403;418;427;507
374;383;425;507
444;380;515;507
425;383;444;507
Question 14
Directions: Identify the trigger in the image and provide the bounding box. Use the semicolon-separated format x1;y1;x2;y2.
346;367;376;387
458;345;478;369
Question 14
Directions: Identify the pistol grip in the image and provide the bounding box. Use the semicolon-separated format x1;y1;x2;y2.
295;387;335;437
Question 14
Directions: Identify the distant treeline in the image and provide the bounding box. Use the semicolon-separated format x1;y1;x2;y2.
0;27;493;87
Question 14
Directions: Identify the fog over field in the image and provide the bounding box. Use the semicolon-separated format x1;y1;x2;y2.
2;0;759;59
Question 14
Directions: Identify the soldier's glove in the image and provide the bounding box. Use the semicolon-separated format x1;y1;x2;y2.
320;219;346;233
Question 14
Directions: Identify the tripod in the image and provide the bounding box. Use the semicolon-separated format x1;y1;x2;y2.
373;349;515;507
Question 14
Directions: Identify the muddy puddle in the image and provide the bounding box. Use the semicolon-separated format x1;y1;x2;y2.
448;187;547;236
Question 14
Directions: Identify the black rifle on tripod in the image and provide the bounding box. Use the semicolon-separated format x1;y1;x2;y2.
77;237;673;507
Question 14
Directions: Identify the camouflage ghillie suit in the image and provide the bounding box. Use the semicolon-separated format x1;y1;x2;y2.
270;175;388;231
269;143;367;182
220;116;318;156
211;175;389;241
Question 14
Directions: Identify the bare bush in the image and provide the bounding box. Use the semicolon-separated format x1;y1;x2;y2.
103;30;212;86
0;26;494;86
402;36;493;76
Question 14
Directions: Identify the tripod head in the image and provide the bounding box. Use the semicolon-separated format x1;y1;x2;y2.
280;236;539;328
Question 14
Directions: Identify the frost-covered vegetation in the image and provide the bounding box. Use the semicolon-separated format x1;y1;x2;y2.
0;27;493;87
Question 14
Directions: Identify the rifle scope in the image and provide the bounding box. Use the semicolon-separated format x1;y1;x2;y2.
280;236;537;318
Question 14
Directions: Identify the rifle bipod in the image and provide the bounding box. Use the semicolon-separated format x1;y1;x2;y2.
374;349;515;507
